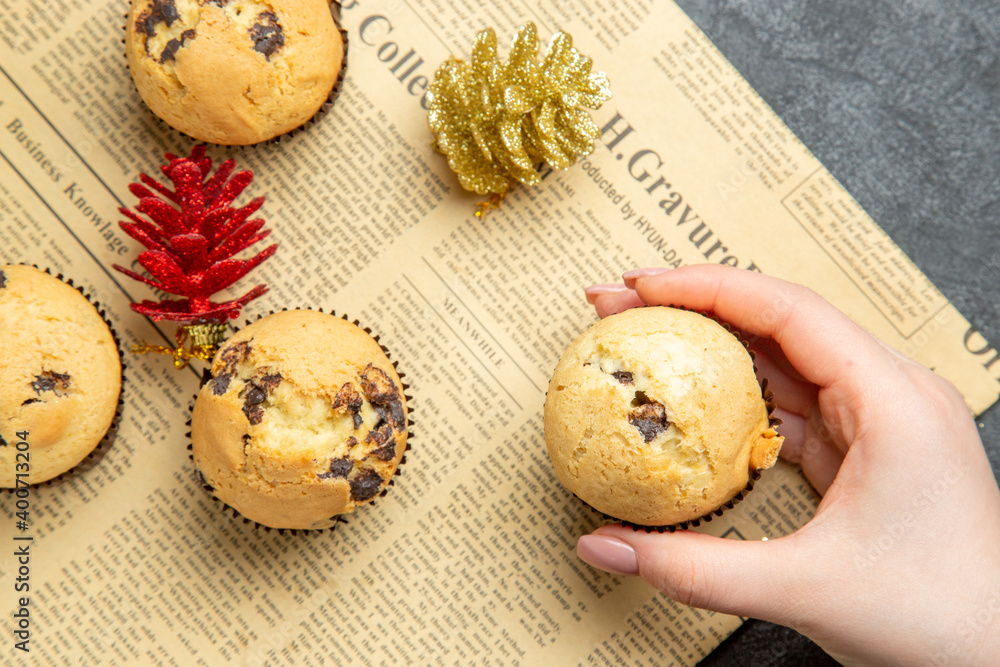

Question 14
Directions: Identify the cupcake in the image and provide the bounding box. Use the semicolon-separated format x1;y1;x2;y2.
126;0;345;145
191;310;408;530
544;306;782;528
0;266;123;487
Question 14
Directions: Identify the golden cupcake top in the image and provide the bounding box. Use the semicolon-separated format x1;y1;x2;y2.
191;309;408;530
544;306;782;526
126;0;344;144
0;265;122;486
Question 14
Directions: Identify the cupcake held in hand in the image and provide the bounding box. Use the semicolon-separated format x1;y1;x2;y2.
544;306;782;528
191;309;409;530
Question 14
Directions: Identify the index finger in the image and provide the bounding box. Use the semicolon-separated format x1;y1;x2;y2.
628;265;893;391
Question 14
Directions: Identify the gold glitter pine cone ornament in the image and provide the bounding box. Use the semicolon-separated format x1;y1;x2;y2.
427;22;612;210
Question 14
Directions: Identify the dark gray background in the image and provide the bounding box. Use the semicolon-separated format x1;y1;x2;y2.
668;0;1000;664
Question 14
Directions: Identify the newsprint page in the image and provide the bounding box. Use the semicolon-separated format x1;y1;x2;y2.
1;0;998;664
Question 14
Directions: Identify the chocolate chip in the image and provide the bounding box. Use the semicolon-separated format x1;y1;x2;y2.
244;386;266;406
138;0;180;41
612;371;633;385
325;458;354;479
333;382;364;429
158;29;195;63
257;372;281;393
349;469;383;502
250;12;284;60
0;270;6;289
372;400;406;436
361;365;405;430
631;390;652;406
361;365;400;404
629;401;670;443
372;403;389;428
154;0;179;24
240;369;277;424
137;11;153;38
365;423;392;447
32;371;71;395
21;399;39;406
243;403;263;425
333;382;362;410
210;372;232;396
347;436;358;448
159;38;182;63
219;341;252;373
370;441;397;462
32;377;54;393
0;434;6;447
388;399;406;431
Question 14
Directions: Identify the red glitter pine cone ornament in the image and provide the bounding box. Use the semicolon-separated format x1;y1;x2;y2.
114;146;277;367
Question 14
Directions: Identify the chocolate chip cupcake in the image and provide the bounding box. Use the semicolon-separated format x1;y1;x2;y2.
191;310;409;529
0;266;123;487
544;306;782;528
126;0;345;145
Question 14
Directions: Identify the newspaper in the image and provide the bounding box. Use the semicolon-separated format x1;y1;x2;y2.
1;0;998;663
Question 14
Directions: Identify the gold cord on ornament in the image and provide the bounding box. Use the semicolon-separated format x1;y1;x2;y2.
132;323;228;369
475;193;506;218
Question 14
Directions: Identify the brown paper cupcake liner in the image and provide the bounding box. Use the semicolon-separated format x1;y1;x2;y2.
122;2;349;148
2;265;126;490
571;305;781;533
185;307;414;534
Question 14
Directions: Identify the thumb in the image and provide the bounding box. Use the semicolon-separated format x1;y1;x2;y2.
578;525;807;626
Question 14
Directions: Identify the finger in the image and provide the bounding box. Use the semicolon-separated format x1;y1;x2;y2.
617;271;815;389
874;338;932;376
753;350;818;418
749;337;810;385
630;264;892;391
775;411;844;495
773;407;805;453
592;290;645;318
578;526;809;626
797;435;843;495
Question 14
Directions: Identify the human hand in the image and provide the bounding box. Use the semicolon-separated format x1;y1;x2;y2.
577;265;1000;665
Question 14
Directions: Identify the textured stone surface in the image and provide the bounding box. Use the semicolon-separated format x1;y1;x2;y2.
672;1;1000;664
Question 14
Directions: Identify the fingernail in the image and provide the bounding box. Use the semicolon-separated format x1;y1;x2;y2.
585;283;628;295
584;283;628;304
577;534;639;576
622;267;670;288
